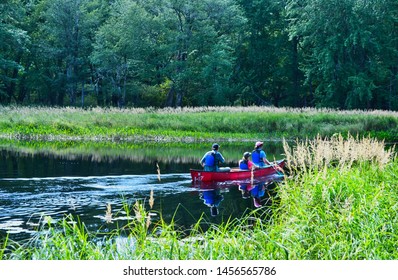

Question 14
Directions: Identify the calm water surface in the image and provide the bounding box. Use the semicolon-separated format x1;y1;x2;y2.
0;140;285;243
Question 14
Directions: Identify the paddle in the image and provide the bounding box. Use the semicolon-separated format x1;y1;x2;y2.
265;158;284;176
273;161;285;176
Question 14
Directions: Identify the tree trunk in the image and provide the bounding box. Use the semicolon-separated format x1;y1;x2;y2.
292;36;300;107
164;85;175;107
176;90;183;107
81;81;85;107
67;63;76;105
5;54;22;103
5;67;19;103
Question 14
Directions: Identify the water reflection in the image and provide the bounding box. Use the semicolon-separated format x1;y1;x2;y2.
199;188;224;217
0;174;285;243
0;139;285;178
193;174;284;215
0;140;286;243
239;181;272;208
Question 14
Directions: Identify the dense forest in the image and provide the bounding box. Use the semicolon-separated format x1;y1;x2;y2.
1;0;398;109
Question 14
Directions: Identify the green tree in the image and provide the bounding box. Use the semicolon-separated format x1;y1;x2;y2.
286;0;398;109
370;0;398;110
91;0;165;107
160;0;246;107
91;0;245;107
235;0;301;107
28;0;103;106
0;0;29;104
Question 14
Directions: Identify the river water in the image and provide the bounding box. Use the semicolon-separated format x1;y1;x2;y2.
0;140;285;243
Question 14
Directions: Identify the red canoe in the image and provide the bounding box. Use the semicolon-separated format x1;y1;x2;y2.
190;159;285;182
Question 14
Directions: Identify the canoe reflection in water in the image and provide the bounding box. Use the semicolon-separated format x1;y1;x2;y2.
239;181;272;208
194;174;285;214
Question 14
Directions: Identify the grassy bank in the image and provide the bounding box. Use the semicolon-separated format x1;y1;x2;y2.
1;106;398;142
2;135;397;260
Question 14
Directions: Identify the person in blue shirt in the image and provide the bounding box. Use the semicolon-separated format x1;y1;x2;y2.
251;141;272;168
200;143;225;171
239;152;259;170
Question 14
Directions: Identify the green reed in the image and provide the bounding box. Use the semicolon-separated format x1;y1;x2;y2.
273;162;398;259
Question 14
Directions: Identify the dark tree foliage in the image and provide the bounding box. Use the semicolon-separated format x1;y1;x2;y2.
1;0;398;110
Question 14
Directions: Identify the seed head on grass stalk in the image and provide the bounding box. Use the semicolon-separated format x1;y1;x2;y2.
105;203;112;224
149;189;154;209
156;162;161;182
128;201;151;248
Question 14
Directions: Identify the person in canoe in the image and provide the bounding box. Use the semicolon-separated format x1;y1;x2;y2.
200;143;225;171
252;141;284;172
238;152;259;170
251;141;272;167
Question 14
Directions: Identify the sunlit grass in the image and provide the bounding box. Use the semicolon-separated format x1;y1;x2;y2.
277;134;398;259
1;105;398;141
274;162;398;259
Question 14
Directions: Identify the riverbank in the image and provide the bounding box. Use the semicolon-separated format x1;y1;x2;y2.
1;106;398;142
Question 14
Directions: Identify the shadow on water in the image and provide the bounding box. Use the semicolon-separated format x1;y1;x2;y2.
0;139;286;243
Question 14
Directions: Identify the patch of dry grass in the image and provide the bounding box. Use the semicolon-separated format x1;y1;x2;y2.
283;133;395;172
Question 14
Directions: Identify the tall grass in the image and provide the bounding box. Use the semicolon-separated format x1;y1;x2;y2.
273;163;398;259
1;106;398;141
277;133;398;259
283;133;395;172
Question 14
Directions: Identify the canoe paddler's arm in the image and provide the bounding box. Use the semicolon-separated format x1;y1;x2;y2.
200;153;207;166
248;161;259;169
217;152;225;164
263;158;272;165
264;158;283;171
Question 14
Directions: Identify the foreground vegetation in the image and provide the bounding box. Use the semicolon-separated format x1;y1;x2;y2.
1;106;398;142
2;134;397;260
